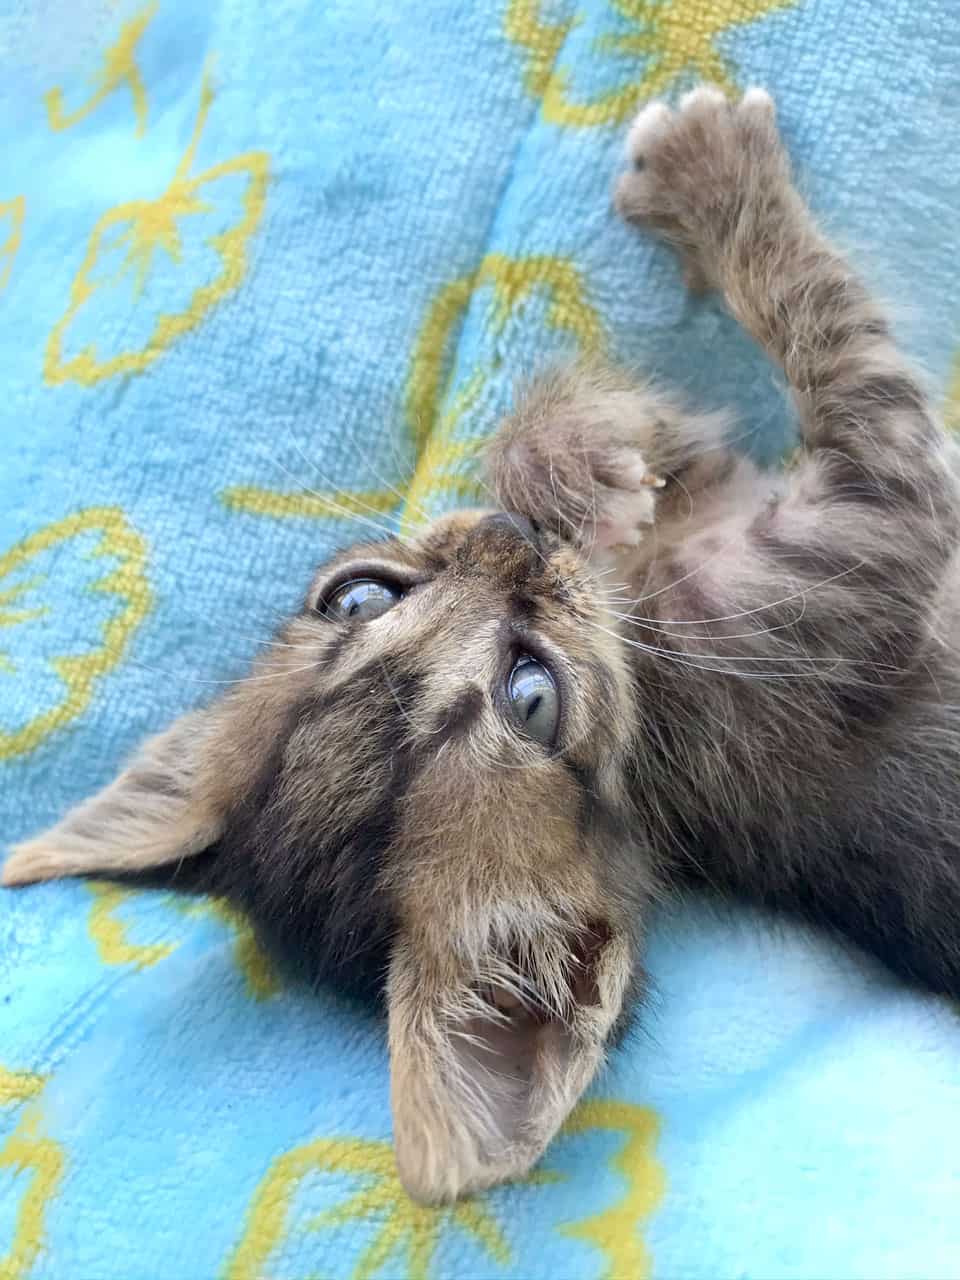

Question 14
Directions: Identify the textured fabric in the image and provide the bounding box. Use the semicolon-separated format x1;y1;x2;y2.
2;2;960;1277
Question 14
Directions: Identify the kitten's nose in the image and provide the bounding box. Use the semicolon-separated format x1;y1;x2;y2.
477;512;538;545
459;511;542;582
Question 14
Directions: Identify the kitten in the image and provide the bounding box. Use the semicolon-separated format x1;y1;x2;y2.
6;88;960;1204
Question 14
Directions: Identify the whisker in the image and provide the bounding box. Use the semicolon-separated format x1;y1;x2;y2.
583;619;887;681
607;602;808;643
259;450;403;542
376;656;423;735
620;527;749;606
286;434;408;531
666;470;695;523
338;420;435;527
613;563;866;627
124;656;325;687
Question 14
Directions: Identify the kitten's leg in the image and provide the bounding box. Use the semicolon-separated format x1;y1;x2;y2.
615;88;960;674
616;87;958;562
612;88;960;993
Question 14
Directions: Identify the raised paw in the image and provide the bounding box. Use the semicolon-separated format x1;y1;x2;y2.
614;86;791;286
485;365;670;568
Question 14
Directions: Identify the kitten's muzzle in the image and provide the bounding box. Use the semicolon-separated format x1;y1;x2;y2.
457;511;544;585
475;511;539;545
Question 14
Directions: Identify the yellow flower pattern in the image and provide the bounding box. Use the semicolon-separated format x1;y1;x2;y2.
0;198;25;296
225;1137;510;1280
225;1100;662;1280
224;251;604;533
0;1071;64;1280
0;1072;44;1110
44;69;269;387
506;0;579;99
0;509;151;760
86;883;177;970
86;883;281;999
44;0;159;137
508;0;797;126
559;1100;664;1279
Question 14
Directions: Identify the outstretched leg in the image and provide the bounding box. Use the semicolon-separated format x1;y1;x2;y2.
615;87;959;575
611;87;960;994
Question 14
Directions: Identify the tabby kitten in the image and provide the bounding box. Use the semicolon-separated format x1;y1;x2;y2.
6;88;960;1204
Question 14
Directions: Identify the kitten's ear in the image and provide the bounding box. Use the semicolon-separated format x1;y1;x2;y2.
387;919;632;1203
2;708;236;887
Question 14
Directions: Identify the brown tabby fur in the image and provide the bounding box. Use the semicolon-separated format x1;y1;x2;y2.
6;88;960;1203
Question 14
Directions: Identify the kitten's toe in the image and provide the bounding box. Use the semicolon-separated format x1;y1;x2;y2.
741;86;776;118
623;100;672;167
591;456;665;554
614;101;674;219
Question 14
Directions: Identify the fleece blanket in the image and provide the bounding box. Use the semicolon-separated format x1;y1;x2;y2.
2;1;960;1277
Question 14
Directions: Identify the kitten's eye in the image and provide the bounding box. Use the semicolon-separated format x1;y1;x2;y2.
324;579;402;621
507;657;559;747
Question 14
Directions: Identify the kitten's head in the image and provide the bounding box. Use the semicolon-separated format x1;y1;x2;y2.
5;457;654;1203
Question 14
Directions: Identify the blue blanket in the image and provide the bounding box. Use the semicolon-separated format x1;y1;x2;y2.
3;2;960;1277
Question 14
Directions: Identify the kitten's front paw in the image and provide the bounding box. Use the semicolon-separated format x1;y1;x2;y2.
486;366;668;567
614;86;791;284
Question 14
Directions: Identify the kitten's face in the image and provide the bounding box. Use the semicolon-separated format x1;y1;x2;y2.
5;504;652;1203
220;508;648;1198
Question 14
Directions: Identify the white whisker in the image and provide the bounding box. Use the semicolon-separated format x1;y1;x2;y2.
259;449;402;542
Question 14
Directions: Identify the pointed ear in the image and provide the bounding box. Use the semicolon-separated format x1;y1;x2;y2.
2;709;235;887
387;919;632;1203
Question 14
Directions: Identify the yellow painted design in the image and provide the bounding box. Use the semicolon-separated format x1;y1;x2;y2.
223;252;600;539
85;884;280;997
225;1136;510;1280
45;69;269;387
0;1071;44;1109
203;901;281;1000
0;579;49;636
400;251;604;530
0;508;151;759
222;487;400;522
226;1098;661;1280
0;197;25;294
0;1071;63;1280
87;883;175;969
509;0;795;128
44;0;158;136
0;1111;64;1280
558;1099;664;1280
506;0;579;99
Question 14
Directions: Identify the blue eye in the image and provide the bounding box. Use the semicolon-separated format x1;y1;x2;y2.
325;578;402;621
507;657;559;746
